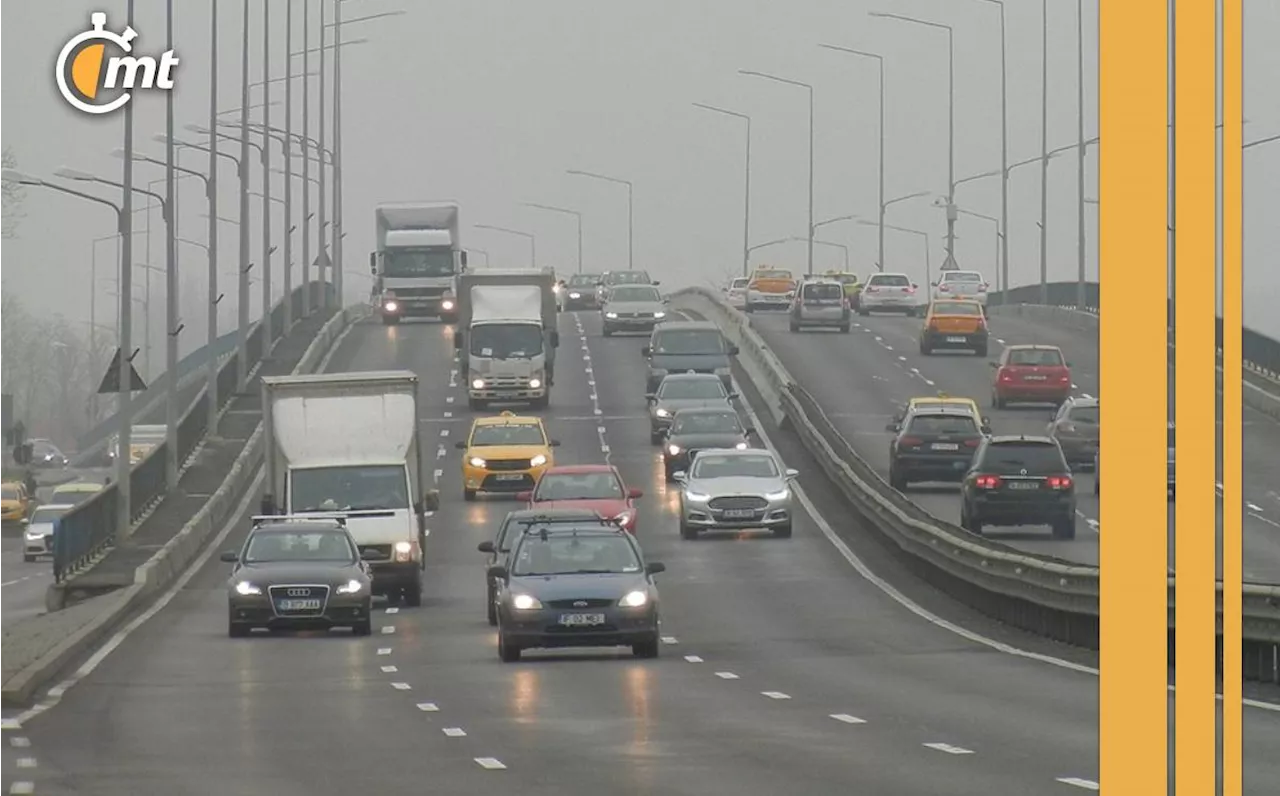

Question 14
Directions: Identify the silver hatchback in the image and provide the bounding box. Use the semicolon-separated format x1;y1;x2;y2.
790;280;851;332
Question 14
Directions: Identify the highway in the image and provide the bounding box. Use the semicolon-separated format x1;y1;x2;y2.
5;310;1278;795
748;309;1280;582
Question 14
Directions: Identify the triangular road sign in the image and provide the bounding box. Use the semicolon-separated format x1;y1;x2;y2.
97;348;148;394
314;250;332;268
939;253;960;271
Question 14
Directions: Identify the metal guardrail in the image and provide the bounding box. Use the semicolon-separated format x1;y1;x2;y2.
52;282;335;583
673;285;1280;683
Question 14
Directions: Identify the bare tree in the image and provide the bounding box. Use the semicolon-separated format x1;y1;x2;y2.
2;147;23;239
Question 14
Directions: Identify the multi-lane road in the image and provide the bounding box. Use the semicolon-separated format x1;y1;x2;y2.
747;309;1280;583
4;310;1279;794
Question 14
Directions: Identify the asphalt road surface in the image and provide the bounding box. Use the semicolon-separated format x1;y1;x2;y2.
4;311;1278;795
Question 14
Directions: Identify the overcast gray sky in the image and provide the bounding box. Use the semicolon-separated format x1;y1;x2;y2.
3;0;1278;358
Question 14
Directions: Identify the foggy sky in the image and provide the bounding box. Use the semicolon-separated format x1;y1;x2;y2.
3;0;1278;357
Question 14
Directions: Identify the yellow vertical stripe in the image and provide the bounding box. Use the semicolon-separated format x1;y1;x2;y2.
1174;0;1217;792
1099;1;1169;792
1220;0;1243;792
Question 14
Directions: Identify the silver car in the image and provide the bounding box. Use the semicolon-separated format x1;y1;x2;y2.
673;448;797;539
789;279;851;332
602;284;669;336
857;272;920;316
23;503;74;562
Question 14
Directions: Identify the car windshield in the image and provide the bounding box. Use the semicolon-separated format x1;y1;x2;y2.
731;278;750;289
569;275;599;287
535;472;623;500
982;443;1067;475
470;323;544;359
609;286;661;302
1007;348;1064;366
30;506;70;524
754;269;792;280
907;415;978;435
1;485;17;500
803;284;844;300
672;411;742;435
243;530;356;564
933;301;982;316
471;424;545;446
869;274;910;286
511;534;641;576
692;453;779;479
383;248;455;278
652;329;725;354
607;272;650;284
659;379;726;400
1069;405;1099;424
942;272;983;283
291;464;410;512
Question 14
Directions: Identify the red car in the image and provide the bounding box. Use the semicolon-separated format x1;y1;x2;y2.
989;344;1072;408
517;464;643;533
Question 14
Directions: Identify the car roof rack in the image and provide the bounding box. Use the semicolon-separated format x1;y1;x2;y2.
252;513;347;528
515;514;621;529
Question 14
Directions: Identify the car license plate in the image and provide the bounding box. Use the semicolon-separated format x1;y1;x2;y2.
1007;481;1040;490
1023;375;1047;381
931;443;959;450
494;473;523;481
946;336;967;343
277;599;322;610
722;508;757;519
559;613;605;626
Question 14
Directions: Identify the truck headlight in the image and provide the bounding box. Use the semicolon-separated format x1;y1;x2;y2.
235;581;262;596
393;540;414;562
735;442;749;450
569;292;581;299
529;454;548;467
469;456;486;468
383;301;399;312
654;311;666;319
441;299;455;310
472;378;486;390
336;579;363;595
529;378;542;390
512;594;543;610
618;590;648;608
614;510;634;526
605;312;619;319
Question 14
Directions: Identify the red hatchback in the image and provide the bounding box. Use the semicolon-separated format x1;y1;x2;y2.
990;344;1072;408
518;465;643;533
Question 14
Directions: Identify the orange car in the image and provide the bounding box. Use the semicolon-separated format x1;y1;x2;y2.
744;266;796;312
919;299;988;356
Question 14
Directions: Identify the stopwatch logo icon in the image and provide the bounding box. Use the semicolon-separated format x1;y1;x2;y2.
55;12;179;115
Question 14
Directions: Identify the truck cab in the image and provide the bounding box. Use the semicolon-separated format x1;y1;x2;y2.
454;270;560;411
372;203;466;325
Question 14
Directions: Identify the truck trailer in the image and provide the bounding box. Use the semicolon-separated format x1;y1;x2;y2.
371;203;467;325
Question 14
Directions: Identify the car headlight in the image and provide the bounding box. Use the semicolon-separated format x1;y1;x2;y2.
735;441;749;450
667;444;681;456
441;299;455;310
336;579;363;595
24;531;45;541
654;311;666;319
512;593;543;610
472;378;486;390
655;408;671;418
614;510;634;526
569;292;581;299
469;456;487;468
235;581;262;596
605;311;619;319
529;453;548;467
684;490;711;502
383;301;399;312
764;488;791;501
44;454;54;461
618;590;648;608
529;378;542;389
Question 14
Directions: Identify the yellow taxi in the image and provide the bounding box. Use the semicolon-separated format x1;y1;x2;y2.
457;411;560;502
892;392;992;435
1;481;32;525
919;298;989;356
823;271;863;302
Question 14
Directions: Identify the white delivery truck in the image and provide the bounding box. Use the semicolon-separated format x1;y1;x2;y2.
370;203;467;325
454;269;559;411
259;371;431;606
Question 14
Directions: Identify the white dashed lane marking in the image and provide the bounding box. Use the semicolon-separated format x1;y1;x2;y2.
9;736;31;748
1055;777;1100;790
475;757;507;770
385;607;399;615
683;655;703;663
10;783;35;795
442;727;467;737
661;635;678;644
381;666;398;673
381;626;396;634
923;742;974;755
417;702;439;712
14;758;37;768
377;648;392;656
761;691;791;700
391;682;411;691
829;714;867;724
714;671;740;680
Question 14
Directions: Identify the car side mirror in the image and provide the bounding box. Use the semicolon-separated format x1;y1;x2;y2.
785;468;799;479
477;540;495;554
672;471;687;482
641;346;652;357
931;281;938;286
911;283;919;289
628;488;644;499
644;393;657;402
744;427;755;436
21;517;30;526
219;551;238;563
368;252;376;272
1065;361;1072;367
988;361;999;368
646;561;666;576
454;440;467;449
515;491;532;502
727;392;739;400
549;439;561;447
885;422;900;432
728;344;740;356
653;280;661;286
487;565;509;581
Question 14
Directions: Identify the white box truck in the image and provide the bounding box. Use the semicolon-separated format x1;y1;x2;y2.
260;371;431;605
370;203;467;325
454;269;559;411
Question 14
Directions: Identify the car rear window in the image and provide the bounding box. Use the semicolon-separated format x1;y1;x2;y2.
869;274;910;286
755;269;793;280
1069;405;1099;424
1007;348;1064;366
981;442;1067;474
731;278;750;288
652;329;726;354
932;300;982;315
803;284;843;300
907;414;978;435
942;272;983;282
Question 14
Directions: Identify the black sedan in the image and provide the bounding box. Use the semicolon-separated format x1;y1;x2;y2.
222;519;374;637
478;508;606;625
488;525;665;661
646;372;737;444
661;407;753;481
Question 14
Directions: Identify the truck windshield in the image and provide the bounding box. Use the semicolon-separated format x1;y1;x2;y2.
471;324;544;359
292;465;410;512
384;248;454;278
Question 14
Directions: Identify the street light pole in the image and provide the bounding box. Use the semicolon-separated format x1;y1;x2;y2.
739;69;815;275
1075;0;1087;310
1039;0;1050;304
475;224;537;269
237;0;252;389
692;102;752;277
332;0;344;306
206;0;220;435
522;202;583;273
283;0;294;331
260;0;274;353
565;170;633;269
972;0;1009;303
818;45;884;271
318;0;329;306
302;0;312;315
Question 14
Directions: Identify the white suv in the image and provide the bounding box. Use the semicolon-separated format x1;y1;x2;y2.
857;272;919;316
932;270;989;306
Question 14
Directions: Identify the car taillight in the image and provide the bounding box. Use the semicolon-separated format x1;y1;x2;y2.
905;286;916;294
978;284;989;292
865;286;879;293
898;436;923;447
937;284;950;292
974;474;1002;489
963;438;981;448
1045;475;1073;489
998;370;1013;382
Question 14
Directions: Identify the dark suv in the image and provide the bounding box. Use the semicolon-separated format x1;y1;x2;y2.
642;321;738;393
959;435;1077;539
1046;396;1099;468
887;409;984;490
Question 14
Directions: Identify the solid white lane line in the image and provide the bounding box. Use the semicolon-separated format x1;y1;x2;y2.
761;691;791;700
683;655;703;663
391;682;411;690
380;666;398;673
417;702;439;712
442;727;467;737
1055;778;1100;790
923;743;974;755
1247;502;1263;512
2;577;31;588
829;714;866;724
382;626;396;634
377;648;392;656
474;757;507;770
385;607;399;614
714;672;739;680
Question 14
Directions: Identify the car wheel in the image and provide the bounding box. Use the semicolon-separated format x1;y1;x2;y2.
353;618;373;636
919;341;932;356
772;523;792;539
664;467;676;483
486;586;498;626
498;631;522;662
464;488;477;502
679;520;698;540
857;308;870;317
1093;478;1100;496
1052;515;1077;540
228;619;250;638
603;327;614;337
744;302;754;313
403;580;423;608
889;465;907;491
632;636;661;658
650;431;664;446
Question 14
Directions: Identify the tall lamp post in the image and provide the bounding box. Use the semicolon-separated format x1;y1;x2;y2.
566;169;633;269
522;203;583;274
475;224;537;269
856;218;933;288
692;102;752;277
819;45;885;272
